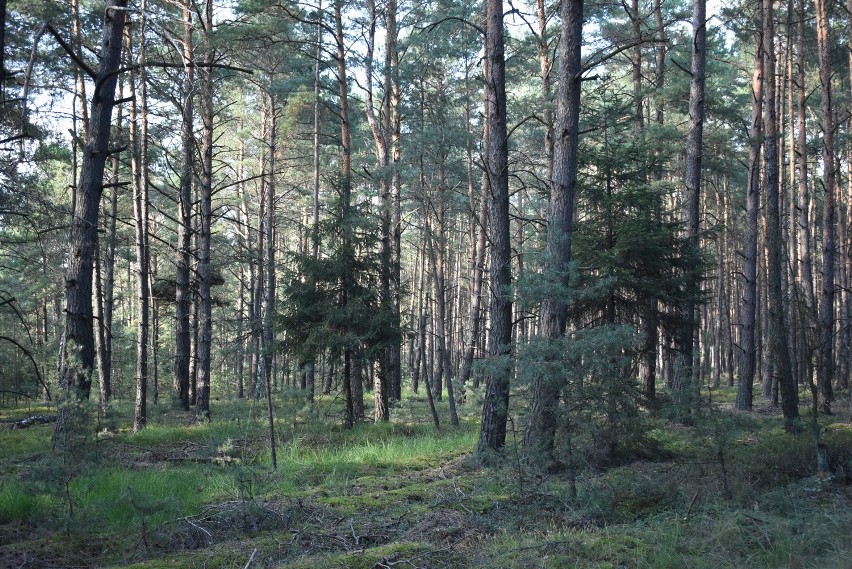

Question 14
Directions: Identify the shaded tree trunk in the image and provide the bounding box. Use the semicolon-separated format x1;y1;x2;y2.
129;7;150;431
814;0;836;415
737;5;764;411
174;0;194;410
523;0;582;467
55;0;128;441
195;0;214;421
335;0;356;428
764;0;797;428
478;0;513;454
676;0;706;412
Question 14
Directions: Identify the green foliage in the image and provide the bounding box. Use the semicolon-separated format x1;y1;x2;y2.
281;188;396;364
516;325;657;471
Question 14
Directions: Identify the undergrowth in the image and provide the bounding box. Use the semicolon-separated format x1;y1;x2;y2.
0;386;850;568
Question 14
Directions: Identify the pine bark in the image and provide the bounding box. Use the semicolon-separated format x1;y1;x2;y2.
195;0;214;420
764;0;798;427
55;0;128;439
814;0;836;415
174;0;194;410
737;5;764;411
478;0;513;454
523;0;582;466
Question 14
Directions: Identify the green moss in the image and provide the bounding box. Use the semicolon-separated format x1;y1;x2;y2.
284;541;438;569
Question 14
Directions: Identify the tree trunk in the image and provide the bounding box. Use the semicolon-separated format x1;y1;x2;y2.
174;0;194;410
364;0;391;420
55;0;128;442
814;0;836;415
335;0;356;428
195;0;214;421
764;0;798;428
129;7;150;431
523;0;582;466
478;0;513;454
737;4;763;411
678;0;707;409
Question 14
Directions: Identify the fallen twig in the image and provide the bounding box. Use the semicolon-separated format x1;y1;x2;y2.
243;548;257;569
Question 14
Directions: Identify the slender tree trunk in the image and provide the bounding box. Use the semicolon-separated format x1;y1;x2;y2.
174;0;194;410
764;0;798;428
335;0;356;428
195;0;214;421
523;0;582;466
427;209;459;427
129;9;150;431
458;172;487;391
305;0;323;407
642;0;667;401
738;6;764;411
814;0;836;415
679;0;707;408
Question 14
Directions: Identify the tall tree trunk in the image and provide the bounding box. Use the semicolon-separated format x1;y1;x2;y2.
764;0;798;427
174;0;194;410
478;0;513;454
129;7;150;431
55;0;128;441
814;0;836;415
364;0;391;420
675;0;707;414
195;0;214;420
737;5;764;411
523;0;582;466
335;0;356;428
387;0;403;403
642;0;667;401
305;0;323;407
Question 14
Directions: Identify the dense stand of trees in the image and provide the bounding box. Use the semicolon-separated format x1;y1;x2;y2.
1;0;851;461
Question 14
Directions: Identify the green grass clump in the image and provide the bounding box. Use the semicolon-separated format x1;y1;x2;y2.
0;423;52;460
70;466;238;531
0;479;51;522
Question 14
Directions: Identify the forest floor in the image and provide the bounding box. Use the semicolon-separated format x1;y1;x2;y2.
0;386;851;568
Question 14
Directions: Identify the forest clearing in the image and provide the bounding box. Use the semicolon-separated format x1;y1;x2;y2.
2;390;851;568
